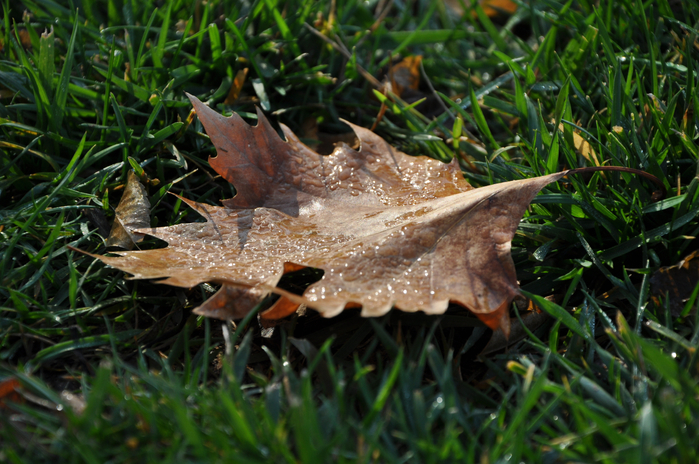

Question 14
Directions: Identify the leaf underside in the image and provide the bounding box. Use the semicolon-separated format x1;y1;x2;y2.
90;95;565;336
105;170;150;250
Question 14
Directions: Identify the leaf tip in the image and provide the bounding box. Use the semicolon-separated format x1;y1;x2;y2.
476;300;512;339
184;92;201;109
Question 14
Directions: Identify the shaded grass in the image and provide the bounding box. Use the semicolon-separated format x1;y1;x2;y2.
1;0;698;462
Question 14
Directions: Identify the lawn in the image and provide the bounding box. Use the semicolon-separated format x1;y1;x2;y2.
1;0;698;462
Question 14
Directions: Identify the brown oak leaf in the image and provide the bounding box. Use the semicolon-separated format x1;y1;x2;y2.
84;95;567;337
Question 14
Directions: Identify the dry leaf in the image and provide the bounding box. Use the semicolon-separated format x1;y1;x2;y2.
444;0;517;18
224;68;248;105
105;170;151;250
82;95;569;337
379;55;449;118
557;123;601;167
0;377;22;409
650;249;699;316
383;56;422;98
17;29;32;50
478;0;517;16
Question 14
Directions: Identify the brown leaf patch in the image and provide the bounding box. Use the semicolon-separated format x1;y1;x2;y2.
105;170;151;250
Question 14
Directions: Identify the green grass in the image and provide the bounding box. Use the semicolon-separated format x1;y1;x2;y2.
1;0;699;462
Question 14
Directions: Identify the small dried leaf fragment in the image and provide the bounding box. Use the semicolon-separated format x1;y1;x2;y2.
478;0;518;16
105;170;151;250
86;95;567;336
0;377;22;409
384;56;422;98
224;67;248;105
650;249;699;316
558;123;600;167
444;0;517;18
